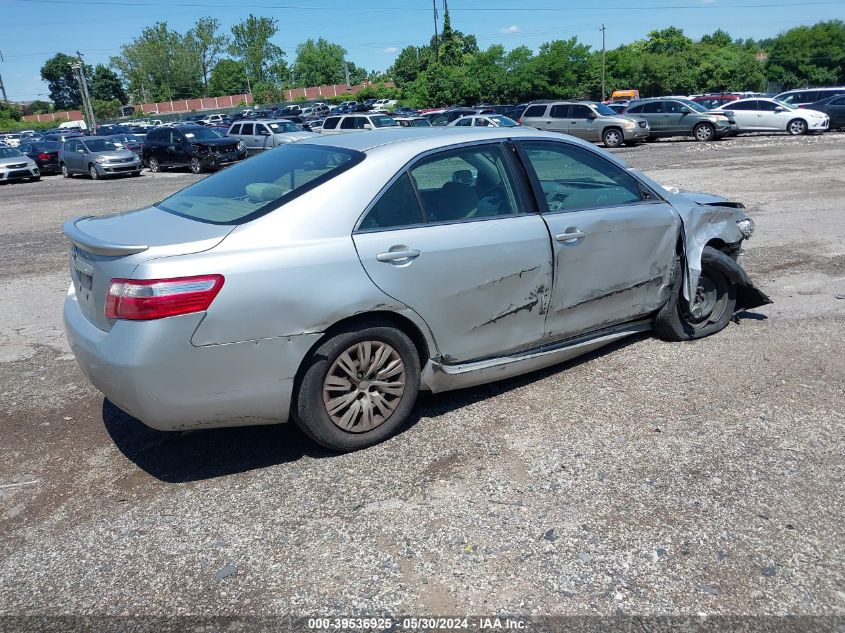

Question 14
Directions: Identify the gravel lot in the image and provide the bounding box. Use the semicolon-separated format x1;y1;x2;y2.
0;134;843;627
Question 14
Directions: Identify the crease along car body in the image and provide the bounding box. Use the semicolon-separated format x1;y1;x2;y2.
62;128;771;452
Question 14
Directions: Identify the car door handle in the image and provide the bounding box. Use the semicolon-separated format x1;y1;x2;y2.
376;249;421;262
555;230;586;243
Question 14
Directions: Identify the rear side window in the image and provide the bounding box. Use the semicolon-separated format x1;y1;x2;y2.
550;105;570;118
522;104;546;118
158;144;364;224
323;117;339;130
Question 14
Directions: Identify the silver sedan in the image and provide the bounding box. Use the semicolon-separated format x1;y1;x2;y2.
63;128;770;451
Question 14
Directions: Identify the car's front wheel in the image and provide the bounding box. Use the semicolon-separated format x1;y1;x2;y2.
88;164;100;180
787;118;808;135
653;248;737;341
189;157;204;174
61;163;71;178
693;122;716;142
294;322;421;451
602;127;624;148
147;157;161;173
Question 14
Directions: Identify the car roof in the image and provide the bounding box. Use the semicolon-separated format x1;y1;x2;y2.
299;127;628;167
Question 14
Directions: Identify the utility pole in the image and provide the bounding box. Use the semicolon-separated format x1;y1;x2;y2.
72;51;96;131
600;24;606;102
344;61;350;90
0;50;8;103
432;0;439;63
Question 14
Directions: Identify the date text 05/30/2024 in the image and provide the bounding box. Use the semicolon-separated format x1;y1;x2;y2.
307;617;527;630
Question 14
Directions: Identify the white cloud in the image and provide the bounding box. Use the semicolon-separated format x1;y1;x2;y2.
383;47;398;54
499;25;520;34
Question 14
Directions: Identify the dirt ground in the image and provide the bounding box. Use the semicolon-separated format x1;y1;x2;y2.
0;133;842;628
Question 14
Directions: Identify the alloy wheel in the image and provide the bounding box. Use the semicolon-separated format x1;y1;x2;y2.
190;158;202;174
322;341;406;433
788;119;807;135
148;158;160;173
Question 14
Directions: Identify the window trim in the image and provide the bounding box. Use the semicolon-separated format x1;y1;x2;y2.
353;140;539;234
512;138;664;215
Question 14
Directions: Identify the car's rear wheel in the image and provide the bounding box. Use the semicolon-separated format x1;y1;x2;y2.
88;164;99;180
61;163;71;178
653;248;737;341
294;322;420;451
148;157;161;173
693;122;716;142
189;157;204;174
602;127;624;148
787;118;807;135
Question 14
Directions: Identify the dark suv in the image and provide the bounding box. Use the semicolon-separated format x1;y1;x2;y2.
142;125;247;174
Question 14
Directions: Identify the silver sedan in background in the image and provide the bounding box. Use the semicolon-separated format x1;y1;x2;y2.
63;128;770;452
59;136;142;179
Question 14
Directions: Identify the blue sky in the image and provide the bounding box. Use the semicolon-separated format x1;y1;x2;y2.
3;0;844;102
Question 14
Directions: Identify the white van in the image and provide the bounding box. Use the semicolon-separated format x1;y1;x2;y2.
58;120;88;131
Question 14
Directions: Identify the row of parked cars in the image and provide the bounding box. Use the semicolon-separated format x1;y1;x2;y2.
2;87;843;184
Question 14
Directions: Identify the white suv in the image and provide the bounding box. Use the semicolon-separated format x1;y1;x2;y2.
319;114;399;135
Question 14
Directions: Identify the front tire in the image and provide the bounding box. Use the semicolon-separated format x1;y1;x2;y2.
602;127;624;148
61;163;71;178
787;118;807;135
147;157;161;173
294;322;421;452
654;248;737;341
88;164;100;180
189;157;204;174
693;122;716;142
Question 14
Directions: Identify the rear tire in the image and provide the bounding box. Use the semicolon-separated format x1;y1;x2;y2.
293;321;421;452
654;248;737;341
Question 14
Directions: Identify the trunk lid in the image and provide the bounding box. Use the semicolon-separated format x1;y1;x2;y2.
65;206;235;331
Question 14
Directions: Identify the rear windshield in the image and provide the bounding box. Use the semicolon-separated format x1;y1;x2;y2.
158;144;364;224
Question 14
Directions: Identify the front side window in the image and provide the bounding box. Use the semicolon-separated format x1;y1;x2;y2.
358;173;426;230
643;102;665;114
454;118;472;127
158;144;364;224
756;100;779;112
570;105;593;118
230;124;242;135
728;100;754;111
518;141;643;212
340;117;358;130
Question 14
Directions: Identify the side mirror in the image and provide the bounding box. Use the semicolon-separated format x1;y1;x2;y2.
680;107;690;114
363;123;373;130
775;106;785;112
587;112;597;119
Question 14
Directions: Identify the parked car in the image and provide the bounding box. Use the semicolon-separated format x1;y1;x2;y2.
429;109;480;126
0;146;40;182
59;136;142;180
623;98;736;141
110;134;146;153
801;94;845;130
58;120;88;131
227;119;318;153
692;93;740;110
606;103;627;114
521;101;650;147
394;117;432;128
62;127;770;452
0;133;22;147
714;98;829;135
774;87;845;108
310;103;331;116
18;140;61;175
43;131;84;143
393;106;420;117
320;114;400;135
449;114;521;128
142;124;247;174
199;113;226;125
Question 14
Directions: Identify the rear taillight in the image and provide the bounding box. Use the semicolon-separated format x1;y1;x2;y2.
37;152;52;160
105;275;224;320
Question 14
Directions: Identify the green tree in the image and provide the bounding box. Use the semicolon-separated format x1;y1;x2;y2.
292;38;346;87
390;46;427;87
530;38;593;98
91;65;127;104
187;17;229;96
208;59;249;95
252;81;283;105
22;100;52;116
765;20;845;88
111;22;203;101
229;15;288;86
645;26;694;55
92;99;122;120
40;53;88;110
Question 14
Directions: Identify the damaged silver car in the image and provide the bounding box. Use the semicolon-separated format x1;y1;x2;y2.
62;128;770;451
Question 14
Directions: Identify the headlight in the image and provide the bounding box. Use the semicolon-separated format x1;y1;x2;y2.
736;217;755;239
624;121;636;129
27;160;37;168
95;156;107;163
237;141;246;151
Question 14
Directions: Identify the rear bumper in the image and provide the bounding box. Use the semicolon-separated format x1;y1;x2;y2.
63;285;321;431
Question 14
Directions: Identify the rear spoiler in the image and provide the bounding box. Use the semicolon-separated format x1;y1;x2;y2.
63;216;149;256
